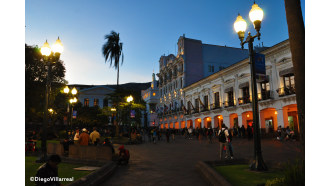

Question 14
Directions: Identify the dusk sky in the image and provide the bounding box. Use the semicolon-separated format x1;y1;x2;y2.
25;0;305;85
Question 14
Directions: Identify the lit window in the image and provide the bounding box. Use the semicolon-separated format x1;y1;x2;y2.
84;98;89;107
94;99;99;106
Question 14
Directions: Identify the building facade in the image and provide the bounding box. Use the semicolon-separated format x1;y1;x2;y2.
69;85;115;108
158;39;299;135
141;73;160;127
156;35;249;129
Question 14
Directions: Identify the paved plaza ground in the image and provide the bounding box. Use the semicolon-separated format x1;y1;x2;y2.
101;135;303;186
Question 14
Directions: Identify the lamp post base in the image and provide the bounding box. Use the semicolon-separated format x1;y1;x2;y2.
250;158;268;171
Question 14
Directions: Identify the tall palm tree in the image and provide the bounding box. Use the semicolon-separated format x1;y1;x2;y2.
284;0;305;152
102;31;124;136
102;31;124;87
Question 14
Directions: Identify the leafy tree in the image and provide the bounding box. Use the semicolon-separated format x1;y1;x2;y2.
106;87;146;127
72;103;109;128
25;44;67;123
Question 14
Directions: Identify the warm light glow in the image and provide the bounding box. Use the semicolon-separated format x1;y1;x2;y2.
258;94;262;99
198;119;201;122
275;111;278;115
247;114;250;118
41;40;51;56
63;86;69;94
52;37;64;54
48;108;54;113
218;116;221;119
207;118;210;121
111;108;116;112
234;14;247;33
153;93;156;96
71;87;77;95
249;3;264;23
127;95;133;103
70;97;77;103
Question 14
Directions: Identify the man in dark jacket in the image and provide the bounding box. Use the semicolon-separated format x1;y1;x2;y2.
35;154;63;186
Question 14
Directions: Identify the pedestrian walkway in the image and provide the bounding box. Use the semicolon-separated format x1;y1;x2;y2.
101;136;302;186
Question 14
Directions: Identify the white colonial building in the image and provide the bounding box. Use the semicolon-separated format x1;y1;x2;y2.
68;85;115;108
141;73;160;127
157;35;249;129
158;39;299;135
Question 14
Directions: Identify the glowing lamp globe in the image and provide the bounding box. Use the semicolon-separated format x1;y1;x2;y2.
41;40;51;56
127;95;133;103
234;14;247;42
249;3;263;32
71;87;77;95
234;14;247;33
64;86;70;94
52;37;64;54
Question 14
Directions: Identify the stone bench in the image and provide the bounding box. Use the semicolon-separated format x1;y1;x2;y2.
47;143;113;161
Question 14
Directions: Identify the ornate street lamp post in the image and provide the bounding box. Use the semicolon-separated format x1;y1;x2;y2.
39;37;63;162
234;2;267;171
127;95;134;126
63;86;78;129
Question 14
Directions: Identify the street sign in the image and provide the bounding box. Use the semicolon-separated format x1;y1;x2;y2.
130;110;135;118
72;110;77;119
254;53;266;76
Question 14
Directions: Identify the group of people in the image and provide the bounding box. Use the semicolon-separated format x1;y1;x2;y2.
71;127;101;146
277;126;296;141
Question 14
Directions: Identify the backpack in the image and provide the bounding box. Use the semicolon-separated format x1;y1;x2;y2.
218;129;226;143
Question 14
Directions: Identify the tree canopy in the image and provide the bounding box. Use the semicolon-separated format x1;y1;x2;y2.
25;44;67;123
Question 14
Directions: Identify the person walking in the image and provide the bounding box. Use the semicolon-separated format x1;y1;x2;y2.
79;128;90;146
165;129;170;143
227;127;234;159
188;127;193;139
207;128;213;144
152;129;157;144
241;125;246;138
277;126;282;140
218;124;230;160
171;129;175;142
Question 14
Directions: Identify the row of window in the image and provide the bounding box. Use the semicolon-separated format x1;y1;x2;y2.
83;98;108;107
208;65;226;73
161;63;184;82
186;74;294;110
160;77;183;97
